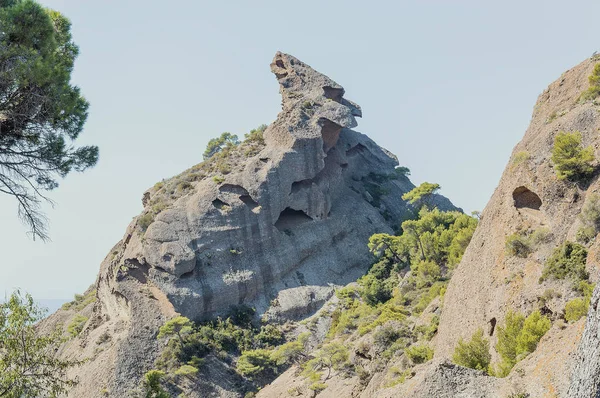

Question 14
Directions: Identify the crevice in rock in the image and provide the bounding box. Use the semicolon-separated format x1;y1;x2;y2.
239;195;259;210
323;86;344;102
488;317;497;336
319;118;342;152
274;207;313;231
219;183;249;196
346;143;368;157
212;198;230;210
180;270;194;279
513;186;542;210
291;179;313;195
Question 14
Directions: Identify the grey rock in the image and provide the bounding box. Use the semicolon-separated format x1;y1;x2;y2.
55;52;458;397
568;284;600;398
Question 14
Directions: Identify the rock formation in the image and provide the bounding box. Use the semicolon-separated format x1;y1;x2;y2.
257;55;600;398
41;52;456;397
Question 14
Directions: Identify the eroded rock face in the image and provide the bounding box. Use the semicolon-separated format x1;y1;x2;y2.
113;52;455;323
430;57;600;396
50;52;457;397
568;284;600;398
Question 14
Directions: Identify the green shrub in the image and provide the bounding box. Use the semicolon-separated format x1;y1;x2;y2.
236;349;275;378
412;260;441;288
143;370;169;398
212;175;225;184
402;182;440;208
495;311;525;376
577;226;597;244
452;329;492;372
541;241;589;287
579;63;600;102
203;132;239;160
505;233;532;258
138;213;154;232
452;329;491;372
405;344;434;364
565;297;588;322
578;194;600;244
511;151;531;170
414;282;446;313
174;364;198;378
530;228;552;245
551;131;595;181
516;310;551;356
67;315;88;337
358;274;394;305
373;322;410;348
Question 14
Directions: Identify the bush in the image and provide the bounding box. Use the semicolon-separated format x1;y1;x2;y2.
551;131;595;181
138;213;154;232
67;315;88;337
576;226;596;244
505;233;532;258
402;182;440;208
405;344;434;364
579;63;600;102
495;311;525;376
516;310;551;356
565;297;588;322
412;260;441;288
143;370;169;398
236;349;275;378
511;151;531;170
541;241;589;287
452;329;491;372
174;364;198;378
358;274;394;305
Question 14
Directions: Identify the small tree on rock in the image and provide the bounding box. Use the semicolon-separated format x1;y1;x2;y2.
551;131;595;181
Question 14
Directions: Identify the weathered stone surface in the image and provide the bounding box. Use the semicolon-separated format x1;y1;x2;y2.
40;52;457;397
568;284;600;398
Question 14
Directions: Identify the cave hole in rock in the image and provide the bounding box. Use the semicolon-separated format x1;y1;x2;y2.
219;183;249;196
346;143;368;157
319;118;342;152
212;198;229;210
512;186;542;210
291;179;313;195
323;86;344;102
488;318;497;336
275;207;313;231
239;195;259;210
180;270;194;279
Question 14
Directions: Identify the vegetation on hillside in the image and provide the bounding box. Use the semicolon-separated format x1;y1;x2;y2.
137;124;267;234
551;131;595;181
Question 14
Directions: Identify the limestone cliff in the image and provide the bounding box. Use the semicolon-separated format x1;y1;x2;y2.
40;52;456;397
256;55;600;398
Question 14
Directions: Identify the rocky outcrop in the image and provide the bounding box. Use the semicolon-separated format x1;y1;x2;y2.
428;56;600;396
42;52;457;397
568;284;600;397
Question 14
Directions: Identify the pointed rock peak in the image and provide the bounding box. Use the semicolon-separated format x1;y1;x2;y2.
267;52;362;149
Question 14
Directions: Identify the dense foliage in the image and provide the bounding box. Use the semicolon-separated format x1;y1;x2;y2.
579;62;600;102
551;131;595;181
0;291;79;397
401;182;440;208
452;329;491;372
494;310;550;377
0;0;98;240
540;241;589;287
203;132;240;160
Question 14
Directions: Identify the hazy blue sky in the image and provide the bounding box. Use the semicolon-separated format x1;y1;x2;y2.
1;0;599;302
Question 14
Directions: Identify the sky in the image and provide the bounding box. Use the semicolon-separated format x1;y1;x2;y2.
1;0;599;302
